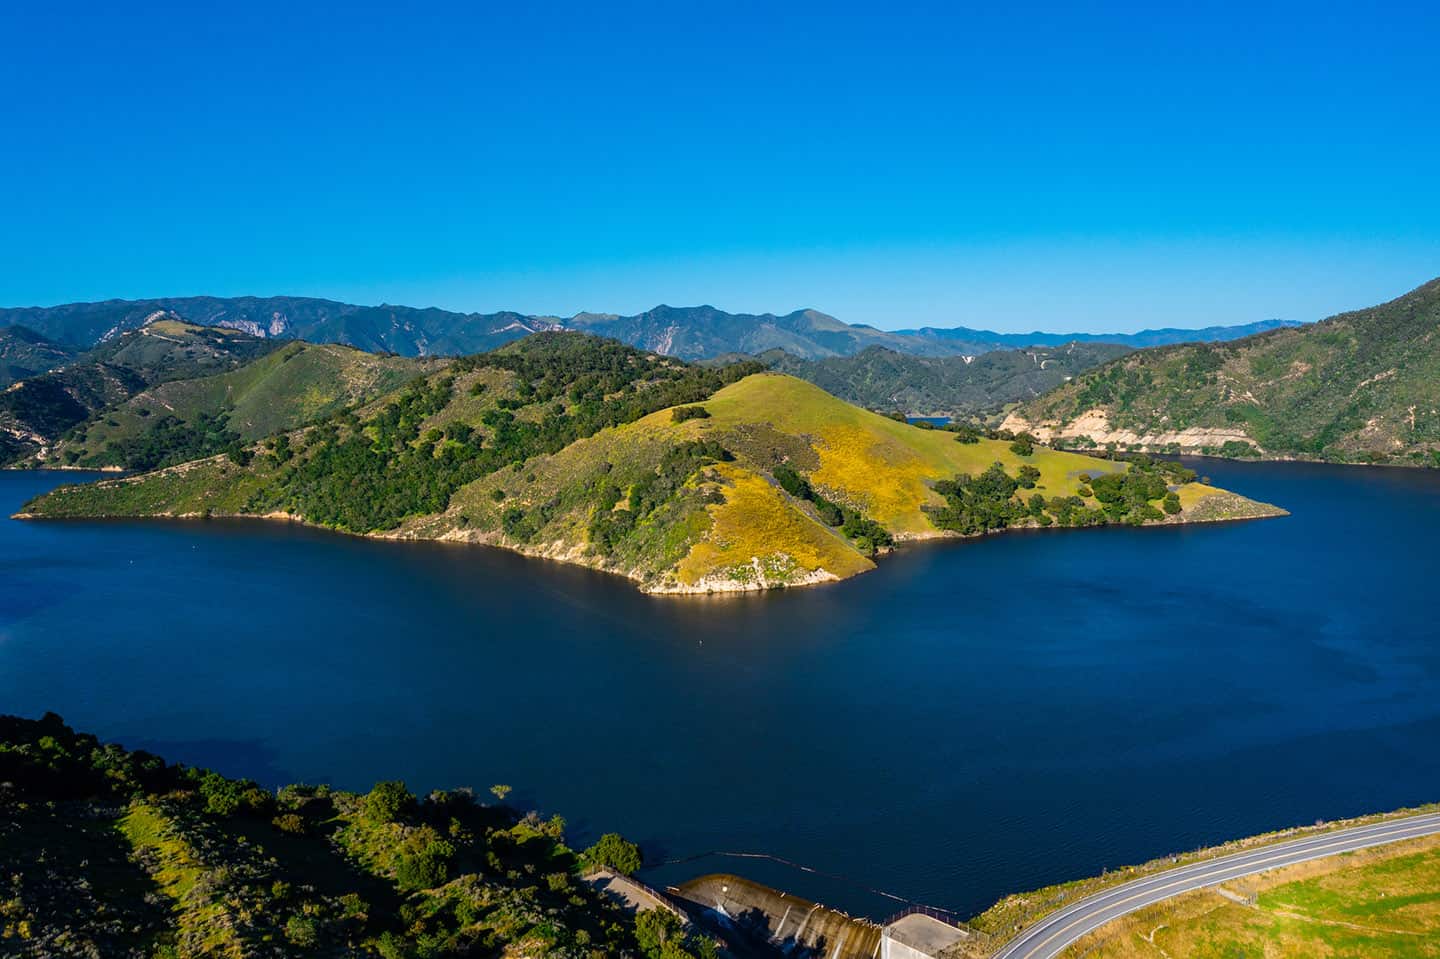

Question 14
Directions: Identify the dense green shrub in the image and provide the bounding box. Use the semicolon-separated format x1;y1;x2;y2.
951;424;982;444
585;832;642;875
395;832;455;890
365;780;415;823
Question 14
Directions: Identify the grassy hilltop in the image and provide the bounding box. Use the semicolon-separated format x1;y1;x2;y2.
21;334;1281;594
1004;277;1440;466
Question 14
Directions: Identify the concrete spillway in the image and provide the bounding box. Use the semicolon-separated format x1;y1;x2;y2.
672;873;884;959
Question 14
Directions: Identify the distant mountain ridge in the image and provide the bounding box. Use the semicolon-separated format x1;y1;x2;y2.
1;296;1300;361
895;318;1303;352
0;296;564;357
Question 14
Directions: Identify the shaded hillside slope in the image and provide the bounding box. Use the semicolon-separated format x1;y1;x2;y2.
1;320;279;465
21;335;1280;594
0;325;81;387
1004;278;1440;465
46;342;443;470
764;343;1131;417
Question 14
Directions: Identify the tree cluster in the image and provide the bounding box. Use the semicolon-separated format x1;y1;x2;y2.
772;464;894;555
926;457;1187;534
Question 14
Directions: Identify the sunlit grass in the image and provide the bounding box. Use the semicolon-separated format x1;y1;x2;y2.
675;461;873;586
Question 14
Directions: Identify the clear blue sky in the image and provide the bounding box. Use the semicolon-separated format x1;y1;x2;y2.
3;2;1436;332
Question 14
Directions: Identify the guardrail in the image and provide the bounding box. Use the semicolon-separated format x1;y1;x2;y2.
880;903;969;929
582;866;691;922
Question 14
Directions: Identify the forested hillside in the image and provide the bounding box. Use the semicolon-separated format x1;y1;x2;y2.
0;712;713;958
21;335;1279;593
1004;278;1440;465
764;343;1131;417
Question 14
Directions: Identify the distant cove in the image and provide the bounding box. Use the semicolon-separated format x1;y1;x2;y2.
3;460;1439;919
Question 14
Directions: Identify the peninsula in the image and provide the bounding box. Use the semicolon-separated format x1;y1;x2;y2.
19;334;1283;593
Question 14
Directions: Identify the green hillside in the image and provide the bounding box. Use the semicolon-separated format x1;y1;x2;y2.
764;342;1132;418
1;320;280;466
20;334;1281;594
1005;278;1440;465
49;342;442;470
0;712;711;958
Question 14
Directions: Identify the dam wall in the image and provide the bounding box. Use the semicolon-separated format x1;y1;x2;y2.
672;873;884;959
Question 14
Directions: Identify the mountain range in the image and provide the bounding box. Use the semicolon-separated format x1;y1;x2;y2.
0;296;1301;361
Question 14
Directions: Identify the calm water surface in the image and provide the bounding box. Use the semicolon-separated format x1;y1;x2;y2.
3;461;1438;918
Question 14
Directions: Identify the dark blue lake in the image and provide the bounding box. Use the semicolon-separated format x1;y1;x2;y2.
3;460;1439;919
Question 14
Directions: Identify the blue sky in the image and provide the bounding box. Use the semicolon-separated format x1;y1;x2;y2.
3;2;1436;332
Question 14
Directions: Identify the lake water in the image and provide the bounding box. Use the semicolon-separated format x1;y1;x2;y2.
3;460;1439;920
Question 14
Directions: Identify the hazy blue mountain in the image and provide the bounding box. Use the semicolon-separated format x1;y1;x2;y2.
562;305;963;359
894;318;1303;352
1;296;1300;360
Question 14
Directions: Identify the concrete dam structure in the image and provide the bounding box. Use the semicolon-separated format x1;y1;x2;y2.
671;874;969;959
673;873;883;958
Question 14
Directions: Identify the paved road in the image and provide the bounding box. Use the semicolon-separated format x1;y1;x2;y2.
993;811;1440;959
